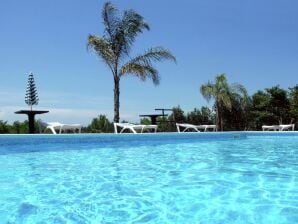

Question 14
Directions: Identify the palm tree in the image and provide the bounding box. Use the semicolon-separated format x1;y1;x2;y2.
87;2;176;122
200;74;248;131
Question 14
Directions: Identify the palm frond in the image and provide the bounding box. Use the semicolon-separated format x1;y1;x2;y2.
216;73;227;82
119;47;175;84
129;47;176;65
118;10;149;54
119;63;160;85
200;83;214;102
112;10;150;58
102;1;119;40
230;83;249;109
218;92;232;110
87;35;114;70
215;73;229;92
231;83;247;97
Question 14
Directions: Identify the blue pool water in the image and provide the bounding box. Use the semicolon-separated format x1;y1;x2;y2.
0;132;297;223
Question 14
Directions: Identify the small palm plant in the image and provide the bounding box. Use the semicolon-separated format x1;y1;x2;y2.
87;1;176;122
25;72;39;111
200;74;248;131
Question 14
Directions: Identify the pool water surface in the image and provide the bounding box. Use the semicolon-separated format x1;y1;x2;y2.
0;133;297;223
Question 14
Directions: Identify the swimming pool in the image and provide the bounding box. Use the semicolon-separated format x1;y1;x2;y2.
0;132;297;223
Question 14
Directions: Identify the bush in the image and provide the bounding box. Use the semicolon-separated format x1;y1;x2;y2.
87;115;113;133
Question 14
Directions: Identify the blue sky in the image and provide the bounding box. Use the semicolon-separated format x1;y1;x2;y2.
0;0;297;125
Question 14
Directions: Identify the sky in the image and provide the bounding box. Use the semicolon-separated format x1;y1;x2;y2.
0;0;297;125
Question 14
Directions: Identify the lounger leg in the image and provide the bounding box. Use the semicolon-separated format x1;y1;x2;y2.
114;123;118;134
130;127;137;134
177;125;181;133
183;127;188;132
49;127;57;134
186;127;199;132
120;127;136;134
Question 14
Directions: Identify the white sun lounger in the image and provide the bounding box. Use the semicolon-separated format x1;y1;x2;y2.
176;123;216;133
176;123;200;132
114;123;157;134
262;124;295;131
262;125;280;131
279;124;295;131
197;125;217;132
39;121;81;134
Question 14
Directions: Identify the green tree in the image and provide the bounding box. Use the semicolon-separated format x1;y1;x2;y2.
156;116;174;132
140;117;151;125
25;72;39;111
250;91;273;129
10;121;29;134
266;86;290;124
186;107;214;125
88;115;113;133
87;2;176;122
250;86;291;129
0;120;10;134
200;74;248;131
168;106;185;123
288;85;298;128
221;95;251;130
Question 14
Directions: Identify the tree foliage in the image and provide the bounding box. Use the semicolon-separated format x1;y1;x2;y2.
87;115;113;133
87;1;176;122
200;74;248;131
0;120;29;134
186;107;215;125
168;106;185;123
140;118;151;125
25;72;39;110
289;85;298;126
0;120;9;134
250;86;291;129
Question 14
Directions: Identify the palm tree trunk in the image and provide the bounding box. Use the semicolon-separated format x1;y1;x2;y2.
217;104;224;131
218;113;222;131
215;102;220;131
113;77;120;123
216;113;219;132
